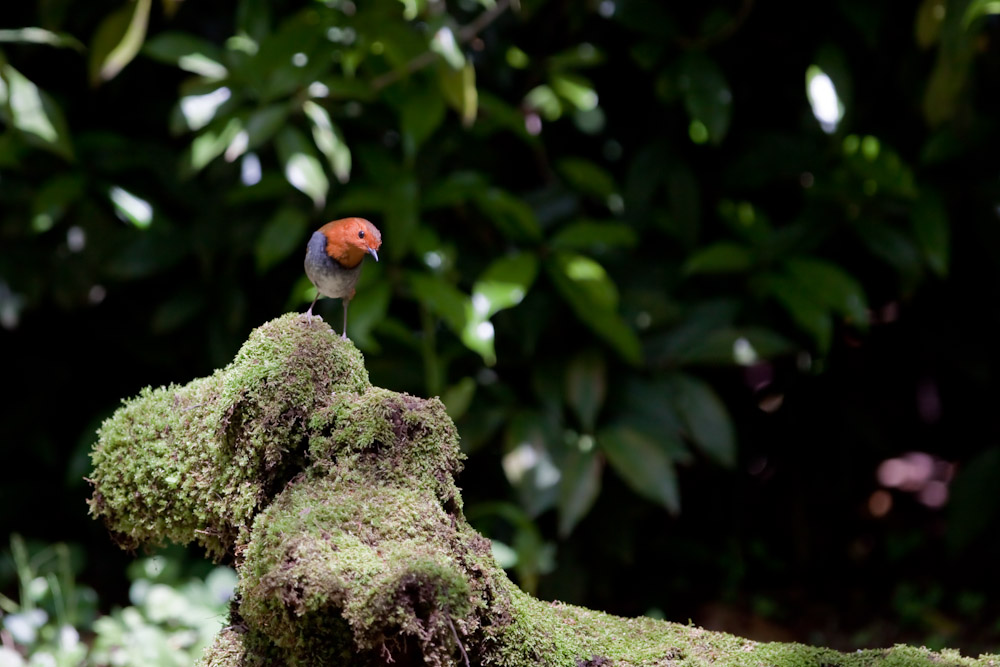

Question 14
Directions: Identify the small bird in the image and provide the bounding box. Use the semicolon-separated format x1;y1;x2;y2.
304;217;382;338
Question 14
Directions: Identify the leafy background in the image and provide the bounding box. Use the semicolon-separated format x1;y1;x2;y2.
3;0;1000;659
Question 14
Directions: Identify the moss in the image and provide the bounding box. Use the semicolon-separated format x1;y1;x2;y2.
199;627;247;667
87;313;370;559
238;475;480;665
308;387;464;511
90;314;1000;667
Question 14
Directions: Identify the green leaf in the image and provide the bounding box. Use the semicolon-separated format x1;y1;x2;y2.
549;43;605;70
763;272;833;353
525;84;562;120
557;157;617;200
947;447;1000;552
672;326;796;366
109;185;155;229
0;64;74;160
173;83;233;133
922;47;969;127
460;314;497;365
0;27;83;50
143;31;227;78
275;126;329;208
550;220;638;252
408;271;468;334
599;425;679;514
236;0;270;43
915;0;945;47
683;242;753;275
32;174;85;232
551;73;599;112
677;52;732;144
459;253;539;365
184;116;242;174
557;444;602;537
478;90;536;141
437;62;477;127
303;101;351;184
441;377;476;420
667;373;736;467
911;190;949;277
239;104;290;155
255;207;308;272
430;26;465;69
503;414;562;518
647;299;739;365
473;253;540;318
565;350;606;432
785;257;868;326
89;0;152;86
399;85;446;158
717;199;774;243
252;10;326;75
474;188;543;242
547;251;641;364
553;252;617;309
319;76;377;102
422;171;488;209
963;0;1000;27
618;379;688;457
855;221;924;288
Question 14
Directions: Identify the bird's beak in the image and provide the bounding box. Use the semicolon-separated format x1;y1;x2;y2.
368;247;379;262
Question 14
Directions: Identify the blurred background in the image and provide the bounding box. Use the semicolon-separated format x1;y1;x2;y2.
3;0;1000;662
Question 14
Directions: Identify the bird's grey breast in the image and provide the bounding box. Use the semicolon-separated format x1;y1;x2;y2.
304;231;362;299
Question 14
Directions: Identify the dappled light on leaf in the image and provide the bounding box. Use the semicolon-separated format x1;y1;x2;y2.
732;337;758;366
303;101;351;183
806;65;844;133
276;127;329;208
431;26;465;70
109;187;153;229
143;32;228;79
187;117;242;173
179;87;231;132
240;153;262;185
88;0;151;86
0;64;74;159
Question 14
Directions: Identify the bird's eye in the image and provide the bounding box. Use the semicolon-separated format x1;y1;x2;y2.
358;230;365;239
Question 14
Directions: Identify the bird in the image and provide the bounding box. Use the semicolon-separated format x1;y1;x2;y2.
304;217;382;338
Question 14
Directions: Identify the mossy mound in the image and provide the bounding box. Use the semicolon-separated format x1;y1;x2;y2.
88;313;369;558
89;314;1000;667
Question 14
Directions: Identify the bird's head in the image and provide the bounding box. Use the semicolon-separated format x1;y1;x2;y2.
320;217;383;268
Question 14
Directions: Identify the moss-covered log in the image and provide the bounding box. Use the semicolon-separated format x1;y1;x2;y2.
88;314;999;667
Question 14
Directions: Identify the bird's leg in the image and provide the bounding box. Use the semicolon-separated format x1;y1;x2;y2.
341;298;349;339
306;292;319;323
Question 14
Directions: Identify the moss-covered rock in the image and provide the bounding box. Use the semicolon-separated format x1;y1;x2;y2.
88;313;369;558
88;314;1000;667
